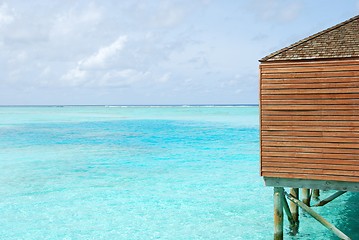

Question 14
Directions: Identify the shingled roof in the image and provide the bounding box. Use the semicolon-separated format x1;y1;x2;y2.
260;15;359;62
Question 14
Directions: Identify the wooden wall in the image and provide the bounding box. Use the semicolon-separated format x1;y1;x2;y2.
260;58;359;183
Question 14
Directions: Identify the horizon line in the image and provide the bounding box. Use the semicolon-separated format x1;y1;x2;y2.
0;104;259;107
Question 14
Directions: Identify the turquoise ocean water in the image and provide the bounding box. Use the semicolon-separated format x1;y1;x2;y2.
0;106;357;240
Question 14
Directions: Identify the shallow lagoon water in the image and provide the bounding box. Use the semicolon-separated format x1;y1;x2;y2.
0;106;357;239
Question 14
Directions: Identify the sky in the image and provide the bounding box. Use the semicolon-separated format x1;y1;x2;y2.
0;0;358;105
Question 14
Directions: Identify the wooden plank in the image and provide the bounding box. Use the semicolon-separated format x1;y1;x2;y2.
262;71;359;79
261;65;359;74
262;99;359;105
262;167;359;177
261;110;359;116
262;161;359;171
262;77;359;84
262;146;359;154
261;88;359;94
261;125;359;132
262;130;323;137
261;130;359;137
261;156;359;166
260;60;359;68
261;151;359;160
262;135;359;143
262;82;359;90
263;167;359;178
262;93;359;100
262;141;359;149
262;115;359;121
262;120;359;127
262;172;359;182
261;104;359;110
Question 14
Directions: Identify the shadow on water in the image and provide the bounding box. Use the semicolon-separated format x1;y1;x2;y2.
336;192;359;240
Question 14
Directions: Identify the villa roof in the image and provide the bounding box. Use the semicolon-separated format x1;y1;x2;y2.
260;15;359;62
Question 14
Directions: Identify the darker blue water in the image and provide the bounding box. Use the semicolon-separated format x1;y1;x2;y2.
0;106;357;239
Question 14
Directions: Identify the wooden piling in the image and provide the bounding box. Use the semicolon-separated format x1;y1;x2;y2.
274;187;284;240
312;189;320;199
302;188;311;206
289;188;299;233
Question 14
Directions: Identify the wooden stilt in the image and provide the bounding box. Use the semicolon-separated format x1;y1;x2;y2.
274;187;284;240
282;193;296;226
314;191;346;207
302;188;311;206
289;188;299;234
312;189;320;200
285;191;351;240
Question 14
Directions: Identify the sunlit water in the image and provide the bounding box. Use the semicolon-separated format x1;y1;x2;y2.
0;106;357;240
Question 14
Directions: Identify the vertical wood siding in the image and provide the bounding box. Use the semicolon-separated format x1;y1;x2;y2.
260;59;359;182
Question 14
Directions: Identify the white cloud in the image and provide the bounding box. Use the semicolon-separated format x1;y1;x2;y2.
61;67;87;86
0;1;268;104
0;3;14;26
79;36;128;69
61;35;128;87
51;3;102;39
235;89;242;94
156;73;171;83
281;2;302;21
250;0;302;22
152;2;185;27
98;69;149;87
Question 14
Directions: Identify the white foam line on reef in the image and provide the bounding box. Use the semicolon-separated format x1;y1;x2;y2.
103;105;258;108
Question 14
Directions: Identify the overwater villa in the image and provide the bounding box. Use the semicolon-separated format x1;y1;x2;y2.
259;15;359;239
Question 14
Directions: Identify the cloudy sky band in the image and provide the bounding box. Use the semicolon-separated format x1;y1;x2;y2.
0;0;358;105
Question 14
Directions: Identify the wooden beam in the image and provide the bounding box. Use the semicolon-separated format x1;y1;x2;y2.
263;177;359;192
314;191;346;207
282;190;298;234
262;172;359;183
285;191;351;240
